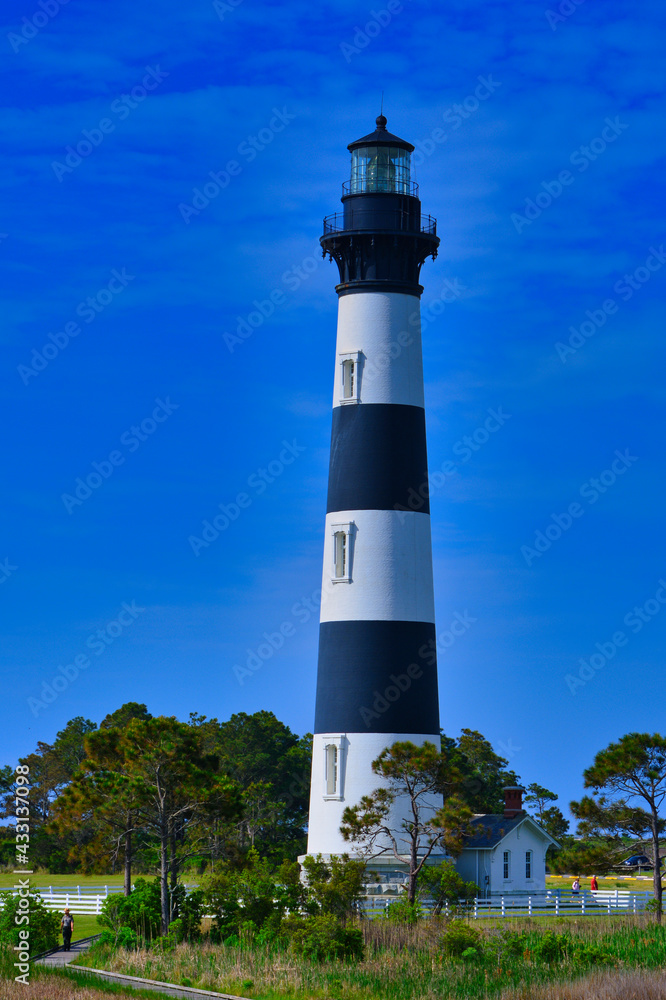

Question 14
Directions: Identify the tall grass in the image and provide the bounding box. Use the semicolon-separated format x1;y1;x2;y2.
74;916;666;1000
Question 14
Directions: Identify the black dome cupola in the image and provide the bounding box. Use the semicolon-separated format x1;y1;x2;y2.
321;115;439;297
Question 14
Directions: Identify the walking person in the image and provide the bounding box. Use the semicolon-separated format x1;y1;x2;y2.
60;908;74;951
590;874;599;892
571;877;580;900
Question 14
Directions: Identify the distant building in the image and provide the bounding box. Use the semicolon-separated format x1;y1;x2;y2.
455;787;560;895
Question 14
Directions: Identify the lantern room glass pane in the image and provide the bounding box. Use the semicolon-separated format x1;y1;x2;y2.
350;145;411;194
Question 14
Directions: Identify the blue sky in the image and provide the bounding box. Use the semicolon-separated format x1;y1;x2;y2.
2;0;665;819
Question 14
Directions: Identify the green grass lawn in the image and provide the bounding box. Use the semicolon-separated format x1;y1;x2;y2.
0;873;155;889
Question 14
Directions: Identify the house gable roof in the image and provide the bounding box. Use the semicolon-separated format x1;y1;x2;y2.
461;813;560;850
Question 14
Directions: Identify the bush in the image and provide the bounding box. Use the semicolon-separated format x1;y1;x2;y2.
202;851;299;938
384;896;423;924
0;891;60;955
440;920;482;958
300;854;366;918
532;931;570;963
417;861;478;914
289;914;364;962
98;878;161;940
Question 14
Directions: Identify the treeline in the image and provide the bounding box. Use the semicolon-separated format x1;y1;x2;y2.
0;705;312;882
1;707;571;932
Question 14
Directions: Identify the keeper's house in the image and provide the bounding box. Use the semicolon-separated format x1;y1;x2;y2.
455;787;560;896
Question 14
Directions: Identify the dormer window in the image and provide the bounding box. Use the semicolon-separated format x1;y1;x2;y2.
331;521;354;583
339;352;361;404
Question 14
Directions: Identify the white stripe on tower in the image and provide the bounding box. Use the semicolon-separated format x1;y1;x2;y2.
306;115;441;858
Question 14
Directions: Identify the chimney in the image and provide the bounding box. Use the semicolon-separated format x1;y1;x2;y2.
503;786;525;819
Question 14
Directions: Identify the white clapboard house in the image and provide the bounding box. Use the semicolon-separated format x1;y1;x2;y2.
455;787;560;896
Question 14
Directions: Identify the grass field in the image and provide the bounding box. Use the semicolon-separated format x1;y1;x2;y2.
75;915;666;1000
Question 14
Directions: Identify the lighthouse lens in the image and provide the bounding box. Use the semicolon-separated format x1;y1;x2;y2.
350;145;410;194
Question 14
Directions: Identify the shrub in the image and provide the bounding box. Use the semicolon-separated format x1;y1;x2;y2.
384;896;423;924
532;931;570;963
98;878;161;940
300;854;367;918
440;920;482;958
417;860;478;914
0;891;60;955
202;850;298;938
289;914;364;962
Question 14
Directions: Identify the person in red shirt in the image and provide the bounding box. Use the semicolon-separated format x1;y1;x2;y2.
590;875;599;891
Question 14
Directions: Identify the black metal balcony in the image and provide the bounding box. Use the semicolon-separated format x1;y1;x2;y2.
323;211;437;237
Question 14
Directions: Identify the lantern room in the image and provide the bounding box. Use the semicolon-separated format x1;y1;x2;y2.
346;114;415;196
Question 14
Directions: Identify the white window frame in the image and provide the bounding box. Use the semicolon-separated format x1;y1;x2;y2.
503;850;510;880
338;351;362;404
331;521;354;583
322;734;346;800
525;850;532;880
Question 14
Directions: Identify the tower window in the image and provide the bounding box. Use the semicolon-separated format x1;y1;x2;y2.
338;352;362;404
331;522;353;583
342;359;355;399
503;851;510;880
326;744;337;795
322;735;346;800
525;851;532;879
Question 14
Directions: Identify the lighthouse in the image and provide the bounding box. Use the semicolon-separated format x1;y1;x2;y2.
305;116;441;864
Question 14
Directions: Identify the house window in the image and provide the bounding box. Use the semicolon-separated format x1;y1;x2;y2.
339;352;361;404
325;744;338;795
503;851;510;880
525;851;532;879
331;522;353;583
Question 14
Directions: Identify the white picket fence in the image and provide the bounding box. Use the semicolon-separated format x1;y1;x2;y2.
0;885;123;915
359;889;652;919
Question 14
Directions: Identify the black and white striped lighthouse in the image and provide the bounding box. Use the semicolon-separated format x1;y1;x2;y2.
306;116;441;859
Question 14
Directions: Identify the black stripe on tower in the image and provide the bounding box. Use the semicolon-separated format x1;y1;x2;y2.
314;620;439;734
327;404;429;515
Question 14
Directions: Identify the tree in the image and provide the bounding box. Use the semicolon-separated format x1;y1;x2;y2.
417;859;478;914
523;782;569;843
441;729;520;813
51;726;143;894
113;716;242;932
190;711;312;861
100;702;152;730
340;741;474;904
573;733;666;921
524;783;558;821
